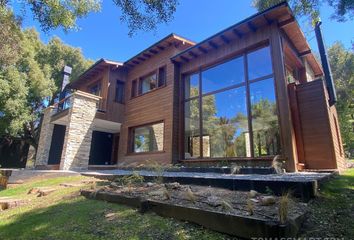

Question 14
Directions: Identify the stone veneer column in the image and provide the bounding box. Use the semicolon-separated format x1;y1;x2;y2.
60;91;100;170
35;106;55;167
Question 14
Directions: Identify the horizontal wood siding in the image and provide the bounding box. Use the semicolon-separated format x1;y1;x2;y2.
117;44;190;166
296;79;343;169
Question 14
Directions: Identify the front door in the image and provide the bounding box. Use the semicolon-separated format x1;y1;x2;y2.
89;131;113;165
48;124;66;165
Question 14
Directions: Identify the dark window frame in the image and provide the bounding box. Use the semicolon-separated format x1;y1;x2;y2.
182;44;280;159
115;80;125;104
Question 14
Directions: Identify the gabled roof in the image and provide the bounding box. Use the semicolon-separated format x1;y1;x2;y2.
69;59;123;89
171;1;322;76
124;33;195;68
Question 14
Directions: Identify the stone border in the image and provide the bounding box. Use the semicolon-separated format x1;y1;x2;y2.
81;189;306;238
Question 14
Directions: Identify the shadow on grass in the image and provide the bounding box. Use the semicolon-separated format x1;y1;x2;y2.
0;197;227;240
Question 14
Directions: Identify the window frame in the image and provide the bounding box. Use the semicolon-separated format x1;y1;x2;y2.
182;44;280;159
130;65;167;99
114;80;125;104
128;120;165;155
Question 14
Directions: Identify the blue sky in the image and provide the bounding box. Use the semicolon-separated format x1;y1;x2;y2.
13;0;353;62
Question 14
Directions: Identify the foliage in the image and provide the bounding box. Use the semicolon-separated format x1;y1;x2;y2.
1;0;177;35
252;0;354;25
327;42;354;155
115;171;144;187
113;0;178;36
278;192;291;224
0;9;92;149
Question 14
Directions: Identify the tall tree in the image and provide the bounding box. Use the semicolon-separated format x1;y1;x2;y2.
252;0;354;24
327;42;354;154
1;0;178;36
0;8;92;150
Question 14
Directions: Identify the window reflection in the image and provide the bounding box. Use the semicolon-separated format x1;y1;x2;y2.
184;73;199;99
184;99;200;158
202;88;251;157
133;122;164;153
250;78;280;156
202;56;244;93
247;47;272;80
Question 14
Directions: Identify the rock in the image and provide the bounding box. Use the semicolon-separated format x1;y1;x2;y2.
260;196;276;206
146;182;154;187
165;182;181;190
250;198;259;203
148;190;164;197
109;182;122;188
206;196;220;207
248;190;258;198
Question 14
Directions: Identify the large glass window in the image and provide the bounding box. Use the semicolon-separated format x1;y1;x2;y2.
184;73;199;99
202;87;250;158
250;78;280;157
202;56;244;93
132;122;164;153
184;99;200;158
183;45;280;159
247;46;272;80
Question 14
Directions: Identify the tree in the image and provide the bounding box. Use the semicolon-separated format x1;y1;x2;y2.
252;0;354;24
327;42;354;155
1;0;178;36
0;8;92;151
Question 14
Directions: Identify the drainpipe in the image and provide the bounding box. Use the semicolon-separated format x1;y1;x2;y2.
314;21;337;106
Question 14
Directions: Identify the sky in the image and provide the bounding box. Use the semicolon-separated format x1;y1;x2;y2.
12;0;354;62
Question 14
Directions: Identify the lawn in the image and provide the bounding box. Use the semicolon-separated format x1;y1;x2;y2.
299;168;354;239
0;169;353;240
0;175;231;240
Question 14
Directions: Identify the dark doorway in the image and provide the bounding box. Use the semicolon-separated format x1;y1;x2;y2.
89;131;113;165
48;124;66;165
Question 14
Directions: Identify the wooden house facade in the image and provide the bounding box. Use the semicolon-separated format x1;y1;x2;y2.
35;2;345;172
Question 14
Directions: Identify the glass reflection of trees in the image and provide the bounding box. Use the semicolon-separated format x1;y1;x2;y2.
184;46;280;159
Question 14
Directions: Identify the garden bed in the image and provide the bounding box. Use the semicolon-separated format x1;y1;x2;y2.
81;179;307;238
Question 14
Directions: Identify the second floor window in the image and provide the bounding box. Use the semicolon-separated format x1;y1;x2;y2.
139;72;157;95
115;80;125;103
89;83;101;96
133;66;167;98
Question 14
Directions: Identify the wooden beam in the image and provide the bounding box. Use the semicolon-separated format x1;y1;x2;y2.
299;50;311;57
143;53;151;58
189;51;198;58
149;49;158;54
278;17;295;28
208;41;218;49
137;57;145;62
132;60;140;65
198;46;208;54
220;35;230;44
247;21;257;32
157;45;165;50
263;14;273;25
232;29;243;38
180;56;189;62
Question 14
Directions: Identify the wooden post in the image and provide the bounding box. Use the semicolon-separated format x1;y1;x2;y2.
270;24;298;172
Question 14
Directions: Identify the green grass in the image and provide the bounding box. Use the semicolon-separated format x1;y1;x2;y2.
300;168;354;239
0;176;231;240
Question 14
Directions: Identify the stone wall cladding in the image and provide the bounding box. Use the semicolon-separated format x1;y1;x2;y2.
60;92;100;170
35;107;55;166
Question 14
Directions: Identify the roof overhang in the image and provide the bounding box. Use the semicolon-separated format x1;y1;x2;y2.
69;59;123;89
124;34;195;68
171;2;323;76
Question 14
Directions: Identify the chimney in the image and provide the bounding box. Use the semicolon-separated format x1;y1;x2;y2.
315;21;337;106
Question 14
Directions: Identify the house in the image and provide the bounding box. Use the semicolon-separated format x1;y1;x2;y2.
35;2;345;172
